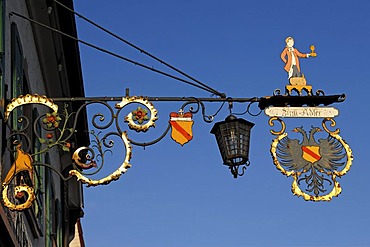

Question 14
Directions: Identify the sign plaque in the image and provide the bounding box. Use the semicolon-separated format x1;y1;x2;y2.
265;107;339;118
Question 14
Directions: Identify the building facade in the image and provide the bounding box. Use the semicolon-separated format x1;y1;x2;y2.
0;0;86;246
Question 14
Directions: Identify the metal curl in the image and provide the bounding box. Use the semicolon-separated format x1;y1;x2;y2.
316;90;325;96
209;100;226;120
34;114;52;134
72;146;103;176
2;184;36;211
273;89;282;96
200;101;216;123
246;101;262;117
57;101;115;143
199;100;225;123
87;102;115;130
6;133;31;153
102;132;119;149
17;115;30;131
70;131;132;186
180;97;200;114
229;161;250;178
322;118;340;135
1;160;72;211
72;131;121;176
92;112;113;130
268;117;286;135
180;98;225;123
115;96;158;132
2;143;35;211
5;114;30;133
129;123;171;147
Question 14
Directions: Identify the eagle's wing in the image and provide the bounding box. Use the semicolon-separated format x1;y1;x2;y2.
277;136;308;171
317;136;346;171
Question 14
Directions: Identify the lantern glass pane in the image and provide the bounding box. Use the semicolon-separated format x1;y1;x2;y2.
211;116;254;167
223;121;250;165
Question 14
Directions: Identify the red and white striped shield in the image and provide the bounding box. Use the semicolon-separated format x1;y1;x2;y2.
169;112;193;145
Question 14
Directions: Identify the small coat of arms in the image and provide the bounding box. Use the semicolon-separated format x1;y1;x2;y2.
169;111;193;145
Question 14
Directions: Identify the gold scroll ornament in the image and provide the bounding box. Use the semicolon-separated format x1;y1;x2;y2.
71;96;158;186
2;94;58;210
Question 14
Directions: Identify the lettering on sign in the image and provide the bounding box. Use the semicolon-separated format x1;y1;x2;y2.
265;107;339;118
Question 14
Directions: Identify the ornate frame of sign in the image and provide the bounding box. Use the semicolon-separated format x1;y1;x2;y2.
268;116;353;201
265;37;353;201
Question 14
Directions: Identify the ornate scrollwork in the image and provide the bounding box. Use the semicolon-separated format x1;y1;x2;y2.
115;96;158;132
1;144;36;211
268;116;286;135
1;94;164;206
2;185;35;211
180;98;219;123
270;117;353;201
4;94;58;121
2;95;79;210
229;161;250;178
70;131;132;186
1;94;60;210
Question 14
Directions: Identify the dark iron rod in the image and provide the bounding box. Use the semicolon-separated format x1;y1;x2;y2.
50;96;260;103
54;0;225;98
9;12;220;96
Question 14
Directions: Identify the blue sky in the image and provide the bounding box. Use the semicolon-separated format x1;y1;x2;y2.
73;1;370;246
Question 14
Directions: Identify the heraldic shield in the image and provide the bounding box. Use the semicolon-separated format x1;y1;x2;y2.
269;117;353;201
169;112;193;145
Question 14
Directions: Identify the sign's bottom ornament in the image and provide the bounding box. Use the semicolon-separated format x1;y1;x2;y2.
2;143;35;211
269;117;353;201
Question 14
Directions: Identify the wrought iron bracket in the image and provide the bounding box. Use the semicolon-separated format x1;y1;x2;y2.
0;89;348;210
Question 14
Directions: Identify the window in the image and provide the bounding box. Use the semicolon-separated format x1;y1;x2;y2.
10;22;32;186
11;22;24;131
10;22;44;239
33;108;44;232
11;23;23;98
45;153;56;247
0;0;4;115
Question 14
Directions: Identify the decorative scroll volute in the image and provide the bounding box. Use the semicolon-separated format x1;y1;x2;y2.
115;96;158;132
4;94;58;121
1;94;162;203
2;94;58;210
70;131;133;186
2;144;36;211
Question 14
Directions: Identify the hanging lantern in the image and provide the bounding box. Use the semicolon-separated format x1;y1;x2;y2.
210;115;254;178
